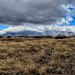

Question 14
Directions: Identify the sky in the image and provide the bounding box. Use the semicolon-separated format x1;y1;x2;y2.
0;0;75;36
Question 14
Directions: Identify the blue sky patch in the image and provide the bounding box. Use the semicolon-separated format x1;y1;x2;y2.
68;7;75;10
69;17;75;26
0;25;10;31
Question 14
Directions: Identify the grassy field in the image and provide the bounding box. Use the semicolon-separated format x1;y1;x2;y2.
0;37;75;75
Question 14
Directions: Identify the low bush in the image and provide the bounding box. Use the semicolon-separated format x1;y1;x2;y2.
7;36;12;38
55;34;67;39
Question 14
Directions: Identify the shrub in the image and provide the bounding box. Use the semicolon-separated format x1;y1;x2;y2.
7;36;12;38
0;36;3;38
55;34;67;39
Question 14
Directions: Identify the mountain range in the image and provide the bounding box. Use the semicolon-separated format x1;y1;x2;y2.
1;30;75;37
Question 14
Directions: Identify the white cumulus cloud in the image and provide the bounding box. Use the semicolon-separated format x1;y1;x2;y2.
0;25;75;36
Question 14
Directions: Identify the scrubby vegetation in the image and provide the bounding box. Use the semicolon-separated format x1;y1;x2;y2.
0;37;75;75
7;36;12;38
54;34;68;39
0;36;3;38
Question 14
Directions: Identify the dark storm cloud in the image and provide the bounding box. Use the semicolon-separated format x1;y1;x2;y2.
0;0;74;25
66;0;75;6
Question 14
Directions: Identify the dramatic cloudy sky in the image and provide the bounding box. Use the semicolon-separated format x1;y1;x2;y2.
0;0;75;36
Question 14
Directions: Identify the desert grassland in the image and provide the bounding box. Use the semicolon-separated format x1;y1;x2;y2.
0;37;75;75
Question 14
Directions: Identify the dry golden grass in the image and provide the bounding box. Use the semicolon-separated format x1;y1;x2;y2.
0;37;75;75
